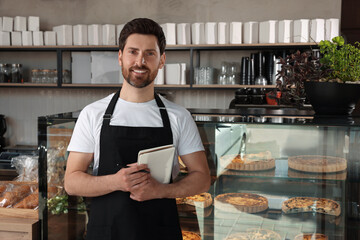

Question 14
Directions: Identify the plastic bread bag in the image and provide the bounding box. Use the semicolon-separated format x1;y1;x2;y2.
0;183;37;208
47;147;66;186
11;155;39;182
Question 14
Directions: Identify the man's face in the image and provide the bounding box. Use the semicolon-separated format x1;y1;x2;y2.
119;33;165;88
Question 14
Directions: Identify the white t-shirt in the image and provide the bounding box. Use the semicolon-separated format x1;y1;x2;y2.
67;93;204;178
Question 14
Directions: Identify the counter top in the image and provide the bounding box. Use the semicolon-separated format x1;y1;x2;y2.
39;108;360;127
188;108;360;126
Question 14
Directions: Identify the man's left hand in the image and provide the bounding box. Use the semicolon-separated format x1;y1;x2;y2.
129;175;164;201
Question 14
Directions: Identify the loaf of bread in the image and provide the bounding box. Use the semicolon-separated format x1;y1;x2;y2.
0;185;6;196
13;192;38;209
0;185;33;207
13;186;59;209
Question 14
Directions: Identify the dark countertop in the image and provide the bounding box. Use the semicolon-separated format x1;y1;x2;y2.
188;108;360;126
39;108;360;127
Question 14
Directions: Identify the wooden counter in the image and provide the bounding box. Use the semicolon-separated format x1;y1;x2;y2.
0;217;39;240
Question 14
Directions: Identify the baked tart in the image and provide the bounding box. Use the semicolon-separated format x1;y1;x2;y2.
294;233;328;240
288;155;347;173
182;230;201;240
282;197;341;216
176;192;212;208
221;151;275;171
215;192;268;213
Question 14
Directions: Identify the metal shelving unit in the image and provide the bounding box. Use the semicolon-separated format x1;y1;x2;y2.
0;43;317;89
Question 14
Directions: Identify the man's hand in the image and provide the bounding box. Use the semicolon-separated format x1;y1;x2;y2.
129;175;163;201
112;163;150;192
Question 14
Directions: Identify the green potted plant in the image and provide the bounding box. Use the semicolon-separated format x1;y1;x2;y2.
304;36;360;115
275;36;360;115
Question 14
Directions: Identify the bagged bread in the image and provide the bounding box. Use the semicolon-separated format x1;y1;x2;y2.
0;184;7;196
13;185;59;209
0;184;36;208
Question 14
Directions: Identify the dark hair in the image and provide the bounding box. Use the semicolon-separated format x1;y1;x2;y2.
119;18;166;55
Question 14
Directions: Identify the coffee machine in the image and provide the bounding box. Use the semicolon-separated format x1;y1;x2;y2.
0;115;6;152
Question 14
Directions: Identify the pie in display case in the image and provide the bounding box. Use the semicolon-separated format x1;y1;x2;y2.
36;109;360;240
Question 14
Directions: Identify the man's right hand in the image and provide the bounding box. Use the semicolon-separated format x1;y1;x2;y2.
113;163;150;192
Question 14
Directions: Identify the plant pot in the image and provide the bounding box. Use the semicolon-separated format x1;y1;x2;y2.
304;81;360;116
266;91;281;105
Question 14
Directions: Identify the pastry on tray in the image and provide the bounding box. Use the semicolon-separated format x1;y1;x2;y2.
182;230;201;240
176;192;212;208
282;197;341;216
220;151;275;171
294;233;328;240
288;155;347;173
215;192;268;213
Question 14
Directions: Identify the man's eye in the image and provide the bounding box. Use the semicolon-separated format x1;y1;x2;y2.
129;50;137;55
147;52;155;56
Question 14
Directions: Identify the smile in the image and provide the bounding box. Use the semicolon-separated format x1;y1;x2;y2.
132;69;147;74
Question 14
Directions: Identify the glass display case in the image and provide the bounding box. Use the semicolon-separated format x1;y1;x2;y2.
38;112;85;240
36;109;360;240
183;109;360;240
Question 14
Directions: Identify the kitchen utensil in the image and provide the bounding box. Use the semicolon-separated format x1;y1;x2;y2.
254;52;267;85
0;115;6;136
240;57;248;85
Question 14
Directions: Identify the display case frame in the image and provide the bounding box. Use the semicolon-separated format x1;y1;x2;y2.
36;108;360;240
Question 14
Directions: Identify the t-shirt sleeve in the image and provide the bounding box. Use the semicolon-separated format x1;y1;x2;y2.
67;107;95;153
176;110;204;156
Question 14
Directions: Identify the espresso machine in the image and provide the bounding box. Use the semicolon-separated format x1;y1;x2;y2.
0;115;6;152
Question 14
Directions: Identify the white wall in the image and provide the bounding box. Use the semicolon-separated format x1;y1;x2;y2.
0;0;342;146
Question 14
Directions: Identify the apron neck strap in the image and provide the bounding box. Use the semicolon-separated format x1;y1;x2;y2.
102;91;172;131
154;93;171;129
103;90;120;125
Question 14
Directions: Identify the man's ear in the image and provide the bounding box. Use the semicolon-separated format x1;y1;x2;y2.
118;50;123;67
158;53;166;69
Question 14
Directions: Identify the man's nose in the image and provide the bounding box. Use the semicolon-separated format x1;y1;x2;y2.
135;53;146;66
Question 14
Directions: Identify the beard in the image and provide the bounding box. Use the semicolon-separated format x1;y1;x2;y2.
123;65;158;88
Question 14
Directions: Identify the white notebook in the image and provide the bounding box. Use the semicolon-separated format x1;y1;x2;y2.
137;144;175;184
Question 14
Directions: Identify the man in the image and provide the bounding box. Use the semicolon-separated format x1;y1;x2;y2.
64;18;210;240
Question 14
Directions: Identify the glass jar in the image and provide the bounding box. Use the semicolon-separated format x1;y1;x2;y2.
52;70;58;84
48;70;54;84
3;64;11;83
62;70;71;84
11;64;23;83
30;69;41;83
41;69;50;83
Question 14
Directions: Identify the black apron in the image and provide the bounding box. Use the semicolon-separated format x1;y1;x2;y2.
86;90;182;240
